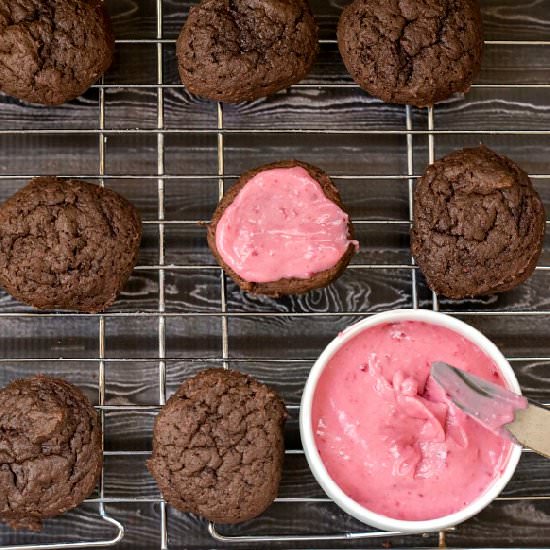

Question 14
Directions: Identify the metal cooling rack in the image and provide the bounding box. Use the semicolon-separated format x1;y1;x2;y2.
1;0;550;548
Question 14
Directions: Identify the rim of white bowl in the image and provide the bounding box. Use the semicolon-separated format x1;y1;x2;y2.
299;309;523;534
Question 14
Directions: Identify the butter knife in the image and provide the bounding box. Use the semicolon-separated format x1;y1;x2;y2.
431;361;550;459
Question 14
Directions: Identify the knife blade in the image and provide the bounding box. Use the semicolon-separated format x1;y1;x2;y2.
431;361;550;459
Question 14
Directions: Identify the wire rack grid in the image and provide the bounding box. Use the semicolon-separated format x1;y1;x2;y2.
1;0;550;549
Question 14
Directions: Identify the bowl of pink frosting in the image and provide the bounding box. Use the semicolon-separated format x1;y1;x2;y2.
300;309;522;533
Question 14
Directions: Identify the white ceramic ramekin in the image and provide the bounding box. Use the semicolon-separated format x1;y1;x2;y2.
300;309;522;533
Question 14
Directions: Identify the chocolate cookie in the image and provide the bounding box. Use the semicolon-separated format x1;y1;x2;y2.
337;0;484;107
148;369;287;524
0;376;102;531
208;160;357;296
0;177;142;313
0;0;114;105
411;146;546;299
177;0;319;102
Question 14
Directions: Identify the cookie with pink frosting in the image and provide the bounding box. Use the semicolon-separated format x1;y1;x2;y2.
208;160;357;296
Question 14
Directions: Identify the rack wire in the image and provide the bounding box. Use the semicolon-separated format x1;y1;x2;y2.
1;0;550;548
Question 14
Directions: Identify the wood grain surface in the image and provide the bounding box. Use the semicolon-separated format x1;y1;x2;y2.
0;0;550;548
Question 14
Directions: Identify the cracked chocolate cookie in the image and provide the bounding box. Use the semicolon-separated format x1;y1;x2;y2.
0;177;142;313
411;145;546;299
176;0;319;102
207;160;357;297
337;0;484;107
0;376;102;531
0;0;114;105
148;369;287;523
